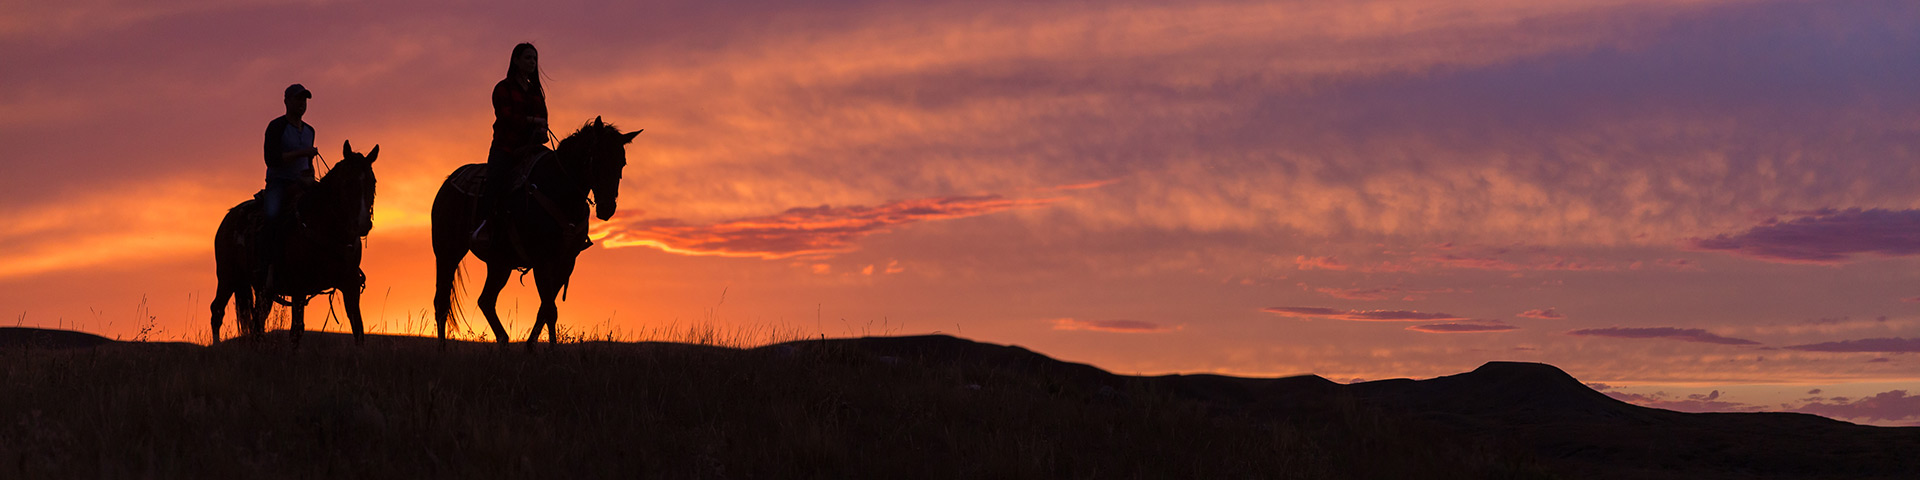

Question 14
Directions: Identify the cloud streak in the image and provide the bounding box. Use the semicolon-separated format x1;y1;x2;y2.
1406;322;1518;334
1308;285;1457;301
1050;318;1179;334
1784;337;1920;353
1517;308;1564;319
1567;327;1760;345
1262;307;1466;322
593;194;1056;259
1686;209;1920;264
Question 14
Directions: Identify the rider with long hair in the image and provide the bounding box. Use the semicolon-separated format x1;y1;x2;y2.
477;42;549;226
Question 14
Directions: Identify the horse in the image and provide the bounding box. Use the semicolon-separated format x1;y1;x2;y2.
431;117;639;349
210;141;379;345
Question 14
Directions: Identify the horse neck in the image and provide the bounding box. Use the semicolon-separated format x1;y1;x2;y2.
545;139;596;200
301;164;369;236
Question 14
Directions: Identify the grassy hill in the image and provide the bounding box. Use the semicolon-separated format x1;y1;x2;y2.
1;327;1914;479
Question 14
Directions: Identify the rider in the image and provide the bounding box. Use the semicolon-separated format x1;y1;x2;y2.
476;42;549;230
259;84;319;285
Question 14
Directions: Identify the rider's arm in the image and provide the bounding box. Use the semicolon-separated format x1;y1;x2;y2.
493;81;523;134
264;118;286;168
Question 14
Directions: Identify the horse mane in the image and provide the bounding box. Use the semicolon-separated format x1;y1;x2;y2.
557;120;623;152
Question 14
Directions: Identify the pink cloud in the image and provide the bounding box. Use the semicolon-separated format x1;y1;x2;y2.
1293;255;1349;271
1567;327;1760;345
1792;390;1920;422
1261;307;1467;322
1415;254;1521;271
594;194;1056;259
1686;209;1920;264
1784;337;1920;353
1405;321;1518;333
1050;318;1179;333
1408;253;1619;272
1517;308;1564;319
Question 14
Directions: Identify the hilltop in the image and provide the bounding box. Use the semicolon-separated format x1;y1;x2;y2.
1;327;1915;479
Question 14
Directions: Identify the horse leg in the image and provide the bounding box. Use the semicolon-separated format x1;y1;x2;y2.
432;251;462;347
249;288;271;339
210;278;233;343
477;264;514;345
342;280;365;346
526;261;574;350
290;295;307;346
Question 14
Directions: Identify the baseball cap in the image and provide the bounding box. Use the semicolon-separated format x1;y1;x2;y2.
285;84;312;99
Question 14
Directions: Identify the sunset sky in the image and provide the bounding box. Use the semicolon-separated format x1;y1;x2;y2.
4;0;1919;425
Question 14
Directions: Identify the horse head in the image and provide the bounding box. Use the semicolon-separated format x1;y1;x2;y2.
332;140;379;237
569;116;640;221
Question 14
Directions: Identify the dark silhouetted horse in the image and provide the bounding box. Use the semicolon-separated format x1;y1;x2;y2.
211;141;378;345
431;118;639;349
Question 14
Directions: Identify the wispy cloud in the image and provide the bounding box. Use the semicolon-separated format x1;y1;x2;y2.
1406;321;1518;333
1784;337;1920;353
593;194;1057;259
1262;307;1466;322
1050;318;1179;334
1517;308;1564;319
1567;327;1760;345
1687;209;1920;264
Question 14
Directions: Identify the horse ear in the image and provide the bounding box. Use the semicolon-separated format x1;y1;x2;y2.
367;145;379;162
342;140;353;158
621;129;642;144
594;116;603;127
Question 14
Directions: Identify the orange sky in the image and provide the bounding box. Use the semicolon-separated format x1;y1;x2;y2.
4;0;1920;425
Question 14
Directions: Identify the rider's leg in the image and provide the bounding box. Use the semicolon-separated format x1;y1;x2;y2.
256;181;286;285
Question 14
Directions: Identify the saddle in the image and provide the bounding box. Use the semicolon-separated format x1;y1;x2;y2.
232;181;313;252
449;146;549;198
460;147;591;264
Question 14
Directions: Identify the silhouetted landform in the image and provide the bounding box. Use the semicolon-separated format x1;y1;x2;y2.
3;329;1914;479
0;327;195;350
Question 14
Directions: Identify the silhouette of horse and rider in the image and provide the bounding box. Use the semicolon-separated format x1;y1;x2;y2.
210;43;641;349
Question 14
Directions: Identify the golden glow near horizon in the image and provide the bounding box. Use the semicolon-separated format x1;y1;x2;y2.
4;0;1920;425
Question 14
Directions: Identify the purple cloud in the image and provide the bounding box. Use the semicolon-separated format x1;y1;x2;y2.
1686;209;1920;264
1262;307;1466;322
1606;390;1767;413
1406;322;1518;334
1793;390;1920;422
1567;327;1760;345
1785;337;1920;353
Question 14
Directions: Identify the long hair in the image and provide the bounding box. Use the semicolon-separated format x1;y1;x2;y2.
508;42;544;97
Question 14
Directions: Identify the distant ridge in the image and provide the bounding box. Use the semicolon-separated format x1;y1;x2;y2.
0;327;115;349
8;327;1918;478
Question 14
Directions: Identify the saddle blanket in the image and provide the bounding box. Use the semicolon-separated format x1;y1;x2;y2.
447;147;551;197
